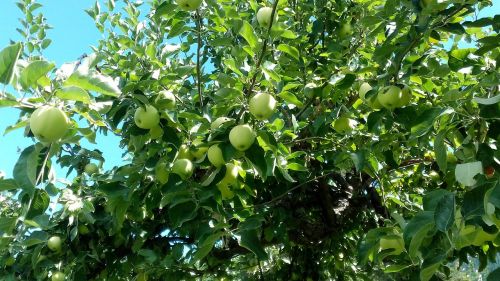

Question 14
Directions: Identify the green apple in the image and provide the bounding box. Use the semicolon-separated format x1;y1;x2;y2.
429;170;440;181
333;117;355;134
155;162;169;184
256;7;274;27
208;145;225;168
219;163;239;186
149;125;164;139
47;236;61;251
177;144;193;160
211;117;232;130
377;86;402;110
447;152;457;164
52;272;65;281
192;146;208;162
367;94;383;110
155;90;176;110
359;82;372;100
229;125;255;151
217;182;234;200
175;0;202;11
134;105;160;129
30;106;70;143
78;225;90;235
171;159;194;179
397;84;412;107
5;256;15;266
249;92;277;120
84;163;98;175
339;23;352;38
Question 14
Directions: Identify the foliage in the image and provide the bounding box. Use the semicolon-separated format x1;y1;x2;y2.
1;0;499;280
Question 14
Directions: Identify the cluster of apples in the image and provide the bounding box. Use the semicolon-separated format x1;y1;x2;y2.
358;82;412;110
46;236;65;281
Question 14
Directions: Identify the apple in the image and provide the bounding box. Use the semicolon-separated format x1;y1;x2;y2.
175;0;202;11
30;106;70;143
207;145;225;168
485;166;495;179
339;23;352;38
155;162;169;184
219;163;239;186
149;125;164;139
377;86;402;110
249;92;277;120
47;236;61;251
177;144;193;160
217;182;234;200
52;272;65;281
84;163;98;175
134;105;160;129
429;170;440;181
229;125;255;151
333;117;355;134
171;159;194;179
367;94;383;110
397;84;412;107
256;7;274;27
5;256;15;266
78;225;90;235
211;117;232;130
192;146;208;162
447;152;457;164
155;90;176;110
359;82;372;100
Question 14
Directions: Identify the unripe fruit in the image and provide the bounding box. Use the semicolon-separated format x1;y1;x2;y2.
339;23;352;38
207;145;225;168
175;0;203;11
256;7;274;27
220;163;239;186
359;82;372;100
211;117;232;130
249;92;277;120
155;90;176;110
397;84;412;107
84;163;98;175
171;159;194;179
192;146;208;162
229;125;255;151
155;162;169;184
47;236;62;251
149;125;164;139
333;117;354;134
30;106;70;143
134;105;160;129
52;272;65;281
177;144;192;160
217;183;234;200
377;86;402;110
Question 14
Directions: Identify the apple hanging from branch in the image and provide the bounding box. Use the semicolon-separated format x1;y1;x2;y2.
30;106;70;143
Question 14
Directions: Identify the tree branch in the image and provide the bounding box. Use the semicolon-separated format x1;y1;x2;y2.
196;9;203;108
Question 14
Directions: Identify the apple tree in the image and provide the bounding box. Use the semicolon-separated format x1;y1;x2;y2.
1;0;499;280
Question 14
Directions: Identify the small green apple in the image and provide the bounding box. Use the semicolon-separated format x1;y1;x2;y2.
78;225;90;235
177;144;193;160
249;92;277;120
134;105;160;129
333;117;355;134
229;125;255;151
171;159;194;179
359;82;372;100
211;117;232;130
155;162;169;184
149;125;164;139
47;236;61;251
220;163;239;186
52;272;65;281
429;170;440;181
377;86;402;110
397;84;412;107
256;7;274;27
207;144;225;168
192;146;208;162
155;90;176;110
5;256;15;266
84;163;98;175
339;23;352;38
175;0;203;11
30;106;70;143
447;152;457;164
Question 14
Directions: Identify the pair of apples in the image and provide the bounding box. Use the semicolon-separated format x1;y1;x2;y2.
359;82;412;110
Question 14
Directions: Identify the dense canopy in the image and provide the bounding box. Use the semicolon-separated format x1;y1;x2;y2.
1;0;499;280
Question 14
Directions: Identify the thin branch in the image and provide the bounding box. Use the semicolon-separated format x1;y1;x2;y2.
196;9;203;108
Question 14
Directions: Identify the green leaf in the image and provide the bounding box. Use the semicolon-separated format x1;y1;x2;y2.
64;70;120;97
23;230;48;247
168;201;197;228
434;193;455;232
420;251;446;281
487;267;500;281
19;60;55;90
245;142;268;181
410;107;447;138
286;163;307;171
13;145;39;190
0;42;22;85
239;21;258;50
473;95;500;105
239;229;268;260
0;179;19;191
25;189;50;220
334;74;356;90
423;189;453;211
55;86;91;103
279;91;303;107
434;130;447;173
193;232;223;261
277;44;299;60
0;217;17;234
488;183;500;209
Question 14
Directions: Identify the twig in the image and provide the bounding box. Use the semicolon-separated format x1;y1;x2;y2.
196;9;203;108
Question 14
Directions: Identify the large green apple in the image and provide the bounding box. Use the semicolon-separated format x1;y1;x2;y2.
155;162;169;184
175;0;202;11
52;272;65;281
155;90;176;110
211;117;232;130
249;92;277;120
358;82;372;100
256;7;274;27
47;236;61;251
177;144;193;160
229;125;255;151
207;144;225;168
333;117;355;134
134;105;160;129
84;163;98;175
171;159;194;179
377;86;402;110
397;84;412;107
30;106;70;143
192;146;208;162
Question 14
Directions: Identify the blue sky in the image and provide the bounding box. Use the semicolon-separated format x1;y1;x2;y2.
0;0;499;179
